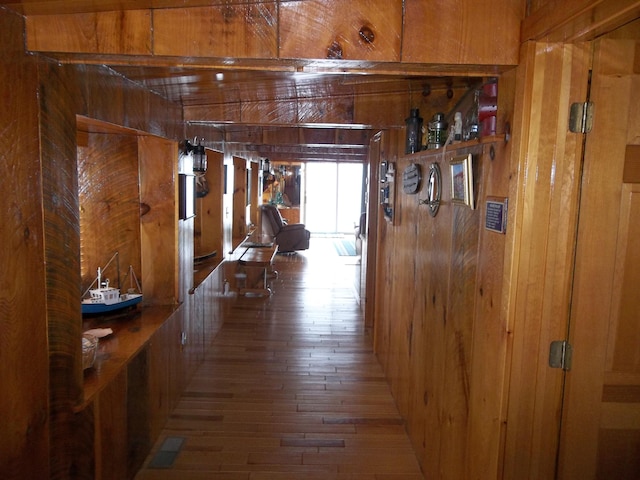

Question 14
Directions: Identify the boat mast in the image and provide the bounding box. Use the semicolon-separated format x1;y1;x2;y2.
81;251;120;298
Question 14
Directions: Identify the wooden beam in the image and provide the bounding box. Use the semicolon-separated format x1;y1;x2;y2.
221;142;368;162
522;0;640;42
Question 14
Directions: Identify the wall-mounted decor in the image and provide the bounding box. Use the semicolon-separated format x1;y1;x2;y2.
380;161;396;224
182;137;208;172
402;163;422;194
450;153;475;209
405;108;423;154
485;197;508;233
179;173;196;220
419;162;442;217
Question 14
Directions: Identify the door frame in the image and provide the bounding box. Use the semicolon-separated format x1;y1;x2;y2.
501;40;592;478
503;18;640;478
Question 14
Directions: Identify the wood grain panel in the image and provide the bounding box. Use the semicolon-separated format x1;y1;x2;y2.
403;0;522;65
153;3;277;59
127;347;152;476
232;156;248;242
195;150;224;259
146;322;170;444
5;0;273;16
466;141;512;478
185;105;244;131
557;39;638;479
280;0;402;61
522;0;640;42
441;148;481;479
0;9;49;480
297;96;354;124
37;60;86;480
597;428;640;478
4;18;201;476
372;134;508;478
501;41;592;480
239;98;298;124
139;136;179;305
95;370;129;480
26;10;151;54
609;186;640;372
78;132;141;293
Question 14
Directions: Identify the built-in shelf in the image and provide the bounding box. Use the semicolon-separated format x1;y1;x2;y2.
78;305;179;410
193;256;224;291
404;135;506;159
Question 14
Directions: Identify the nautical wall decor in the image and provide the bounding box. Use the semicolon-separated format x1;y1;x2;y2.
419;162;442;217
402;163;422;194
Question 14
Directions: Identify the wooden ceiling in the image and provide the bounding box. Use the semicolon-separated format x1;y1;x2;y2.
2;0;492;162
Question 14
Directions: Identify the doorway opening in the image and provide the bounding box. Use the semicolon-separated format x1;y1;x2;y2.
304;161;364;236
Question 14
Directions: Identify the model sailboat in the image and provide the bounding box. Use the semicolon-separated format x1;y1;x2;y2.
81;252;143;314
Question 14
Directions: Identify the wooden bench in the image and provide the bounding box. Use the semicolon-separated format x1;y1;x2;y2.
225;233;278;296
236;242;278;296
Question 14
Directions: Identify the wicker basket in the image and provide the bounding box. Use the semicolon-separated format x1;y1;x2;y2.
82;333;99;370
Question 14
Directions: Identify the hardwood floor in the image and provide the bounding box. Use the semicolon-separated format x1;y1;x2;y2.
135;237;424;479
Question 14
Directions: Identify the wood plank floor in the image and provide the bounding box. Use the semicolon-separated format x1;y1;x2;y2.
136;237;425;479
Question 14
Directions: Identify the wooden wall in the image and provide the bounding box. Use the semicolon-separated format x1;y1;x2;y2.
0;6;229;479
24;0;522;69
2;1;639;479
373;131;513;478
370;5;640;478
37;59;183;478
0;9;49;480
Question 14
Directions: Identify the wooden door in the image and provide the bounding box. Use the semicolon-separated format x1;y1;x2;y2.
558;37;640;479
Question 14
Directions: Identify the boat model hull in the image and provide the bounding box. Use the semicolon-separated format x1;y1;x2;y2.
82;293;143;314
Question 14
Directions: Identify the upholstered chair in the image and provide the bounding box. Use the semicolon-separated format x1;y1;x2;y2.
259;204;310;252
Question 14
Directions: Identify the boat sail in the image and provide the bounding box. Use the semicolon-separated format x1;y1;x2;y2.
81;252;143;314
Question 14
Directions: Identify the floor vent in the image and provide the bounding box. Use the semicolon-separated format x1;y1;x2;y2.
148;436;185;469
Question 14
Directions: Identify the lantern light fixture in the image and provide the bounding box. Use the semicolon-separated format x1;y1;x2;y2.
185;137;208;173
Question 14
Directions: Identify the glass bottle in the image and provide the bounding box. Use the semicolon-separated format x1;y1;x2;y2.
405;108;423;154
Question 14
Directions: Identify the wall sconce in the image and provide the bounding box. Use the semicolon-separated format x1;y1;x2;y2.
262;158;271;173
185;137;208;173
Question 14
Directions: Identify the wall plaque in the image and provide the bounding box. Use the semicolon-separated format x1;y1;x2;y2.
485;197;508;233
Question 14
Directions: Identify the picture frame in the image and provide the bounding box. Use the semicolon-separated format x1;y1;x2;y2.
178;173;196;220
449;153;475;209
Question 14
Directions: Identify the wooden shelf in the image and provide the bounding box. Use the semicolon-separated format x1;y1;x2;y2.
403;135;506;159
78;304;179;410
193;255;224;291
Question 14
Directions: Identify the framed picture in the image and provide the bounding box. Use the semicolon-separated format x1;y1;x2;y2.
179;173;196;220
449;153;475;209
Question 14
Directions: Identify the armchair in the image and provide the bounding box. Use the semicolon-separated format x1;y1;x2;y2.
260;204;310;252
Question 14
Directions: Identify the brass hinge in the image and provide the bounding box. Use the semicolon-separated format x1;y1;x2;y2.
549;340;573;371
569;102;594;133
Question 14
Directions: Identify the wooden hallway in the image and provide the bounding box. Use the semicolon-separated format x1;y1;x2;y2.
135;238;425;479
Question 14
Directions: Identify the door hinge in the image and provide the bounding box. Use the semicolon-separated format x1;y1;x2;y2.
569;102;594;133
549;340;573;371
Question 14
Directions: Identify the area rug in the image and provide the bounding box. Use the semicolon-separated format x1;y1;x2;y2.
333;238;357;256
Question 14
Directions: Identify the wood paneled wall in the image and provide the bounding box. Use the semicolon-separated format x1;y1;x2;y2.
0;7;188;477
77;133;142;294
373;132;513;478
24;0;522;68
195;150;225;259
0;9;49;480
